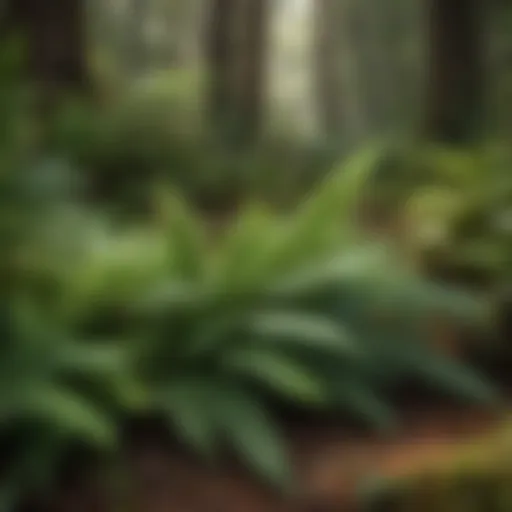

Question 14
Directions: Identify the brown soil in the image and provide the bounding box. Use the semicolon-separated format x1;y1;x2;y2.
125;405;505;512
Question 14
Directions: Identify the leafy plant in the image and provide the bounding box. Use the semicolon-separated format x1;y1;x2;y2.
402;147;512;283
0;57;133;509
360;144;511;287
0;294;132;510
74;150;495;488
0;172;132;511
0;56;499;495
0;34;501;512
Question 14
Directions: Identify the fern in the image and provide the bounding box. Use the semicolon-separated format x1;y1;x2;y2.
126;166;496;486
0;296;129;502
0;116;498;494
212;386;292;488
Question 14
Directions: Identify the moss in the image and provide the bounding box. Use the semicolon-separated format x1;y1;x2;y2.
363;426;512;511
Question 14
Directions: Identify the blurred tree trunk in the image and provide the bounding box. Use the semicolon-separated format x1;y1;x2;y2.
3;0;88;92
313;0;344;138
161;0;203;68
354;0;383;135
206;0;237;140
124;0;149;75
425;0;486;143
206;0;269;147
234;0;269;146
313;0;367;147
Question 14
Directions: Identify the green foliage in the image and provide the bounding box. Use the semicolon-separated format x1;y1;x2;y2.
0;56;500;497
19;146;491;487
402;147;511;281
0;166;125;508
96;157;493;486
0;55;132;506
0;125;498;499
347;141;512;365
0;298;128;504
361;144;511;288
43;71;336;215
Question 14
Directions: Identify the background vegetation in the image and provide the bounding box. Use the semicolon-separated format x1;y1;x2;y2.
0;0;510;510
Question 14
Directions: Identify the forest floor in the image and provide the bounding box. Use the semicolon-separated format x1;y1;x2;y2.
127;403;506;512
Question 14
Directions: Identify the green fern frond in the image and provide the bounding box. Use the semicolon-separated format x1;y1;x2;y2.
212;386;292;488
223;348;327;405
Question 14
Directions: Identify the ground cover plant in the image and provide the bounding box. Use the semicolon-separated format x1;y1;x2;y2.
50;150;499;490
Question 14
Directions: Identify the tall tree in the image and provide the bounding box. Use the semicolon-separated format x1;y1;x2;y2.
313;0;344;138
3;0;88;92
206;0;237;140
424;0;486;143
234;0;269;145
206;0;269;147
313;0;367;146
158;0;203;67
124;0;150;75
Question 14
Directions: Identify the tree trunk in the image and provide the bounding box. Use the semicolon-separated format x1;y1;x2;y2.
124;0;150;75
313;0;344;138
313;0;368;148
4;0;88;92
233;0;269;146
424;0;485;143
205;0;269;147
206;0;237;140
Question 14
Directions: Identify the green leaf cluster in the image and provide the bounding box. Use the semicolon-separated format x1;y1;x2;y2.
54;149;495;489
0;63;498;500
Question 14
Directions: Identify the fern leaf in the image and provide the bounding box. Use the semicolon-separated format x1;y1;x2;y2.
212;386;292;489
331;379;396;431
22;385;115;446
157;379;217;458
223;348;327;405
155;190;206;280
249;310;358;356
